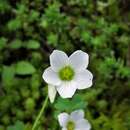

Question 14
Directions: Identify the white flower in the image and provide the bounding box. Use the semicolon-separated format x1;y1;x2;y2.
43;50;93;102
58;110;91;130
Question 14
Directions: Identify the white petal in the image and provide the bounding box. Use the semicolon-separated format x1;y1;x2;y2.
48;84;57;103
58;113;69;127
69;50;89;72
75;119;91;130
70;110;84;121
42;67;61;86
75;69;93;90
56;81;77;98
50;50;69;71
62;128;67;130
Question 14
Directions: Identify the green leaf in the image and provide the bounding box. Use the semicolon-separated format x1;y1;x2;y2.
7;121;25;130
29;10;39;21
54;98;71;111
40;19;48;28
2;66;15;87
26;40;40;49
54;94;87;111
47;33;58;46
0;0;10;12
8;19;22;31
9;39;22;49
0;37;7;50
92;35;106;46
15;61;36;75
81;31;92;43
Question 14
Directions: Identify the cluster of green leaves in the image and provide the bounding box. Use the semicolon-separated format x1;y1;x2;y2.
0;0;130;130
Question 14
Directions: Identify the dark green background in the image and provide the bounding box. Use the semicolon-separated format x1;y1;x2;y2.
0;0;130;130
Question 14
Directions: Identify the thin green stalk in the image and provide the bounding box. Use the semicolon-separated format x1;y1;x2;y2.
32;95;49;130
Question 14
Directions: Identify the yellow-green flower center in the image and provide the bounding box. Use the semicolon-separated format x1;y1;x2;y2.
67;121;75;130
59;66;75;81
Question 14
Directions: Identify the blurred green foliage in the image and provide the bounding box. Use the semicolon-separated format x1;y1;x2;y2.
0;0;130;130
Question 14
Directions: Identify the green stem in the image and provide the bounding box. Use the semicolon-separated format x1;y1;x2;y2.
32;95;49;130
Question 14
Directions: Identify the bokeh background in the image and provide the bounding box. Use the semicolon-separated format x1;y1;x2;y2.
0;0;130;130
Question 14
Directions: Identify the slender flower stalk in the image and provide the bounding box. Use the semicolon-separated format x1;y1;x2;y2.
32;95;48;130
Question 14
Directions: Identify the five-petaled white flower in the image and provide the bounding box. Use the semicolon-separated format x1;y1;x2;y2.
43;50;93;103
58;109;91;130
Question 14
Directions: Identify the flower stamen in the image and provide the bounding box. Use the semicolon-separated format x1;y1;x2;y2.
59;66;75;81
67;121;75;130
